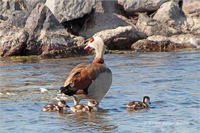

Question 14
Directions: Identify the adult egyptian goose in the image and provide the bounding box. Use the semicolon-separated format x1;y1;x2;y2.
60;36;112;105
127;96;151;110
42;100;68;112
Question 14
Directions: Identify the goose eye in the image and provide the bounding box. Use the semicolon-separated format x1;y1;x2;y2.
90;37;94;43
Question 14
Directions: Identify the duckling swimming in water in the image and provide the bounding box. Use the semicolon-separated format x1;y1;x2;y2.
127;96;151;110
42;100;68;112
70;99;99;113
87;99;99;112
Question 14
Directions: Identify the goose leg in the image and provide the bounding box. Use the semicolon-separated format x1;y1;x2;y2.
72;96;80;105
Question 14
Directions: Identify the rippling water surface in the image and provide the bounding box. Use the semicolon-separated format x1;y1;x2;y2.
0;50;200;132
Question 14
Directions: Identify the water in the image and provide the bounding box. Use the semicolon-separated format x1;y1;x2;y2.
0;50;200;132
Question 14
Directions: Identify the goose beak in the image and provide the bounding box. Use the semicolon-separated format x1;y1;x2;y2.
84;45;90;50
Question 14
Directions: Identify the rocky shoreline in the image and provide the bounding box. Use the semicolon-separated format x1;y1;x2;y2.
0;0;199;57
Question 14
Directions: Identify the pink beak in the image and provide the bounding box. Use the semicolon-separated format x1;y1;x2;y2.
84;45;90;50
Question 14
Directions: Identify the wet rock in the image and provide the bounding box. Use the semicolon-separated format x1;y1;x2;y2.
118;0;169;13
94;26;147;50
182;0;200;17
45;0;96;23
153;1;186;27
131;39;180;52
131;34;199;52
40;45;89;58
136;14;178;36
24;3;74;55
79;13;134;38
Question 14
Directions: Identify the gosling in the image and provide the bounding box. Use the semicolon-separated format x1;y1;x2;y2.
42;100;68;112
127;96;151;110
70;99;99;113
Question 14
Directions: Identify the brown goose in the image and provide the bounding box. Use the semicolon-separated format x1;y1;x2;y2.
60;37;112;105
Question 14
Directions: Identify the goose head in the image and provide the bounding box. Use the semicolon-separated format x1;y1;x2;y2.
87;99;98;107
142;96;151;106
84;36;105;62
57;100;67;107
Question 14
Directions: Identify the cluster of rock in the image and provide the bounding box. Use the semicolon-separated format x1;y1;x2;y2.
0;0;199;57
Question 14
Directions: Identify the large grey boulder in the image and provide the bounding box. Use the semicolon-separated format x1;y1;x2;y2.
78;12;134;38
136;14;177;36
24;3;74;55
153;1;186;26
94;26;147;49
45;0;96;22
0;2;75;56
118;0;169;13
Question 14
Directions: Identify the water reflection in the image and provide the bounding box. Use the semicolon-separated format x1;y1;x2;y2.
54;111;118;132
